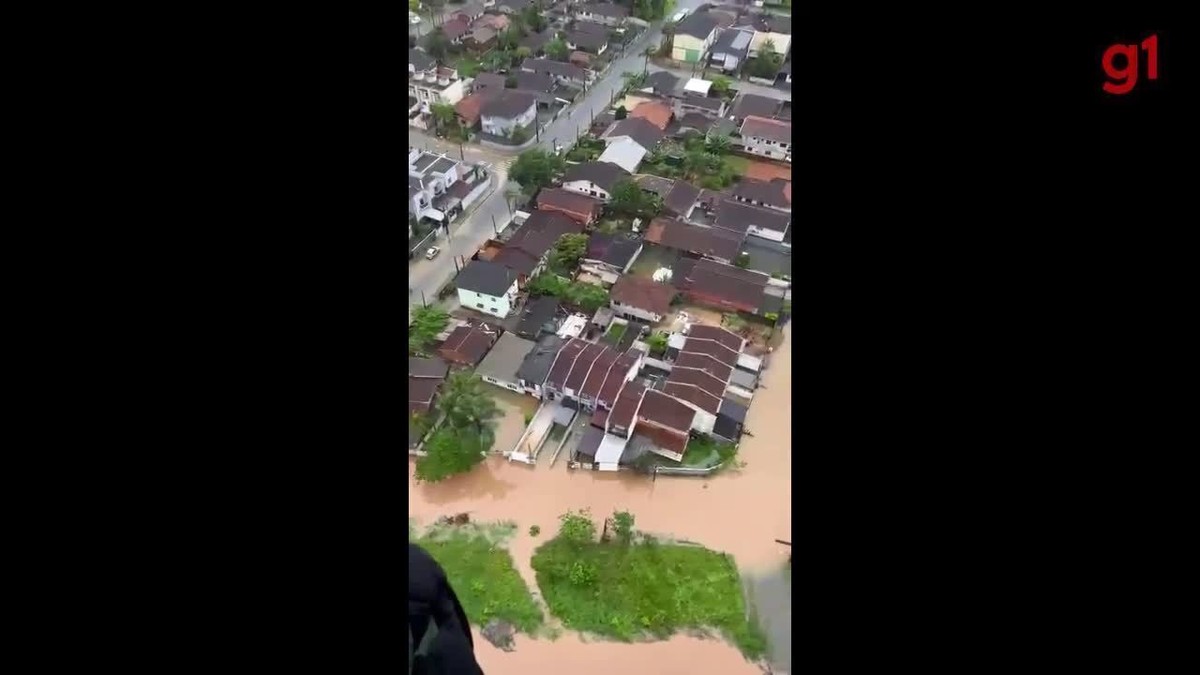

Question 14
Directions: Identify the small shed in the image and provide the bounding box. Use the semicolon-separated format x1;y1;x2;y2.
592;306;614;330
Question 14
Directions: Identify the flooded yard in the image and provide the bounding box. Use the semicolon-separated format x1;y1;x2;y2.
485;386;540;455
411;325;794;674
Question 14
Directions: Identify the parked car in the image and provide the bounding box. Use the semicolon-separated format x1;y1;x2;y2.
409;12;422;25
426;246;441;260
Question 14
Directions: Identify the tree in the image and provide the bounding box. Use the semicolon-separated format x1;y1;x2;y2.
646;332;668;356
521;6;547;33
505;74;518;88
683;149;712;180
430;102;458;136
566;282;609;313
409;0;419;11
611;510;635;544
621;71;647;91
409;305;450;355
710;75;733;98
733;251;750;269
548;233;589;274
558;510;596;544
437;370;501;436
705;133;731;156
498;28;520;51
608;179;662;221
614;105;627;120
505;181;529;213
426;28;450;60
414;426;490;482
509;149;565;190
482;49;509;72
509;124;531;144
749;39;783;79
545;38;569;61
642;45;655;74
515;46;532;62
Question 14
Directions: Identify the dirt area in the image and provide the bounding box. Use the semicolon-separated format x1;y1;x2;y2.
486;387;541;455
740;157;792;183
628;244;681;279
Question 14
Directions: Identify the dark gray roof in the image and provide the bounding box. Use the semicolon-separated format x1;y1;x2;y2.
455;259;520;295
577;3;629;18
733;178;789;209
567;29;609;50
575;424;606;459
476;332;537;382
715;198;791;233
410;49;436;72
635;174;675;197
515;334;566;386
412;153;438;173
474;72;506;91
729;93;783;120
513;71;556;93
563;161;630;192
507;210;586;259
679;95;725;112
712;27;752;55
516;295;561;339
664;180;701;215
605;118;666;151
676;112;713;132
585;232;642;268
480;90;539;118
408;175;425;192
428;157;458;174
520;30;553;51
522;58;589;81
718;396;748;423
675;13;719;39
644;70;678;94
409;356;449;379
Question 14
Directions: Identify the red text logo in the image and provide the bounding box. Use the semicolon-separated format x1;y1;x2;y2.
1103;34;1159;95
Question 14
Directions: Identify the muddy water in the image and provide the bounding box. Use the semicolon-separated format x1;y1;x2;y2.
411;325;793;674
485;386;540;455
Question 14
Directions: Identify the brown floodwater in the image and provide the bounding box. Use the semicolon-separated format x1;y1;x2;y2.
410;325;793;674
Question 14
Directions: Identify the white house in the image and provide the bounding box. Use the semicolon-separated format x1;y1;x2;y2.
597;138;647;173
454;259;521;318
408;57;467;130
738;115;792;162
560;161;629;202
574;3;628;27
408;151;463;223
480;90;538;138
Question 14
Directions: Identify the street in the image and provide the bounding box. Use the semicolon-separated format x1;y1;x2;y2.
408;0;720;320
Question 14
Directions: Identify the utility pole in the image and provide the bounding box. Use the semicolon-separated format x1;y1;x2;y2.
421;290;428;308
459;143;465;161
491;213;499;236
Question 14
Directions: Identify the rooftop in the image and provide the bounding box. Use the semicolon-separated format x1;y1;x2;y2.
545;337;587;390
475;332;537;383
506;210;586;260
644;70;679;94
585;232;642;269
609;274;677;316
672;258;769;313
597;138;648;173
629;100;673;131
663;180;702;216
564;342;608;392
675;12;720;39
409;356;450;379
536;188;603;223
439;321;501;364
577;2;629;17
597;351;639;406
522;58;589;81
563;161;630;192
684;78;713;96
635;174;675;197
739;115;792;143
579;346;622;400
604;117;666;151
645;217;745;261
455;259;519;296
481;90;539;119
515;295;561;340
729;92;784;120
732;177;791;210
638;388;701;432
515;333;567;386
687;324;745;352
715;198;791;233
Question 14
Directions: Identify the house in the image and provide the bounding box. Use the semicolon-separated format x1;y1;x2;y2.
454;92;488;129
473;12;511;30
642;70;679;96
495;0;532;13
536;188;603;226
408;356;450;415
732;178;791;213
515;295;562;340
409;151;463;222
409;176;436;224
472;72;507;92
496;210;586;280
671;12;720;64
467;26;498;51
738;115;792;162
543;338;641;411
645;217;745;263
671;257;775;315
633;390;697;461
609;274;677;323
663;180;701;219
512;71;556;94
440;18;471;44
476;332;538;394
569;51;593;68
580;232;643;283
514;334;566;398
409;49;436;75
452;2;486;23
566;28;608;55
454;259;521;318
480;90;539;138
710;26;752;73
574;3;628;26
408;61;468;128
596;138;647;173
728;92;785;123
672;87;727;119
715;198;791;242
739;13;792;58
635;174;675;199
437;320;502;366
713;396;747;442
561;161;630;202
629;100;673;131
520;29;554;55
602;117;665;152
521;58;592;87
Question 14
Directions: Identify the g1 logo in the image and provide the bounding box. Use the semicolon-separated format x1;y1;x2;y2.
1102;34;1158;95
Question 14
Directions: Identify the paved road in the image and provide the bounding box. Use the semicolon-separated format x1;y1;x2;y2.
408;0;713;320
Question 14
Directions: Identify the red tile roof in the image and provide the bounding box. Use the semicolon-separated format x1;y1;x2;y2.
637;389;697;432
608;379;648;434
579;347;621;400
545;337;586;390
564;342;607;392
455;92;489;127
663;380;722;415
665;365;727;398
687;324;744;351
630;101;673;131
536;189;603;225
674;351;733;381
597;352;637;409
609;275;677;317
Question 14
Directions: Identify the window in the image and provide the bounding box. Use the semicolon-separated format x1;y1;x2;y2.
476;303;484;308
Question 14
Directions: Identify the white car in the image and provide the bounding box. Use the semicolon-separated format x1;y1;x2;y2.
671;9;690;22
409;12;422;25
426;246;441;260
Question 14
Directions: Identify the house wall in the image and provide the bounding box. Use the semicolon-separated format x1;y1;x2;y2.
749;31;791;58
410;78;467;107
672;31;715;63
457;281;518;318
577;12;623;27
611;299;664;323
482;374;525;394
410;189;433;214
561;179;613;201
747;225;786;242
734;195;790;214
684;290;758;314
481;103;537;136
742;135;791;161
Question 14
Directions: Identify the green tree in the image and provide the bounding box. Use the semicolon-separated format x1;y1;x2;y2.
733;252;750;269
705;133;731;156
646;332;668;356
430;102;459;136
642;45;656;74
414;426;490;482
505;181;529;213
426;28;450;60
437;370;501;436
614;105;628;120
749;39;782;79
509;149;565;190
498;28;520;51
409;305;450;355
608;179;662;221
611;510;635;545
482;49;509;72
558;510;596;544
515;46;532;62
545;38;569;61
682;149;712;180
548;233;589;274
621;71;647;91
709;75;733;98
409;0;420;12
521;6;547;33
566;282;609;313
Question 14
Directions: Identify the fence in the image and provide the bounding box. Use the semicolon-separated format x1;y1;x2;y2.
653;462;726;477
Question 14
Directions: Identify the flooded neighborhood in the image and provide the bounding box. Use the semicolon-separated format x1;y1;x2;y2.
409;0;793;671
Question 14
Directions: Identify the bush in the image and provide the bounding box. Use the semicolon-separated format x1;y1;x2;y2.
529;524;541;537
614;105;627;120
437;282;457;300
557;509;597;544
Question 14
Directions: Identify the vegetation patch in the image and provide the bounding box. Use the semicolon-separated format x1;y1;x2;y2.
414;521;543;634
605;322;627;342
532;510;768;659
414;372;502;482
